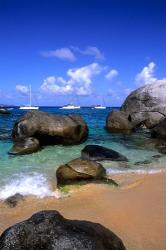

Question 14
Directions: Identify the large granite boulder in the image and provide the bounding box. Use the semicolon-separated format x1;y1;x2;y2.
106;80;166;132
0;210;126;250
106;110;134;133
56;158;106;185
8;137;40;155
81;145;128;162
11;111;89;146
121;80;166;128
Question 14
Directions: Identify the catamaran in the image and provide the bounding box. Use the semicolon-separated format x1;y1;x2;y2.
60;104;80;109
19;85;39;110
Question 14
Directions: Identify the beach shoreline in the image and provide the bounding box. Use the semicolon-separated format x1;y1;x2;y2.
0;172;166;249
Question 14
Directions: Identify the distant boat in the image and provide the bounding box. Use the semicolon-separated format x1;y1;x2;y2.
93;96;106;109
60;104;80;110
19;85;39;110
93;105;106;109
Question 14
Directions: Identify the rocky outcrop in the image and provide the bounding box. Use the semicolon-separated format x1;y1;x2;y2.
10;111;88;154
121;80;166;128
107;80;166;132
8;137;40;155
81;145;128;162
56;158;106;185
0;210;126;250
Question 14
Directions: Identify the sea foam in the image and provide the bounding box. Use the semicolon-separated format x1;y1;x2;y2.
0;173;61;200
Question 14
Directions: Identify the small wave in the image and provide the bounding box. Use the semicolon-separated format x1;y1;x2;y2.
107;168;166;175
0;173;61;200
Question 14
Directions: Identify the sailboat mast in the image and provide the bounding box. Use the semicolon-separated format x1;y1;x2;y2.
29;85;31;107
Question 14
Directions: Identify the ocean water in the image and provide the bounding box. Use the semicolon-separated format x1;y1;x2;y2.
0;107;166;199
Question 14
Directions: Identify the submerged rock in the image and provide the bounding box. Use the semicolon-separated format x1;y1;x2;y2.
4;193;24;208
8;137;40;155
56;158;106;185
81;145;128;162
0;210;126;250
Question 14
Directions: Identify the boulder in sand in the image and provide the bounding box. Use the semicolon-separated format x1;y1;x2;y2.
0;210;126;250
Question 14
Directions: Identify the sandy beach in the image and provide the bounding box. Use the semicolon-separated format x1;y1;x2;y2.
0;172;165;249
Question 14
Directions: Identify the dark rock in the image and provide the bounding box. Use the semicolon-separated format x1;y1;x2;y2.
56;158;106;185
0;210;126;250
8;137;40;155
4;193;24;208
152;154;162;159
106;110;134;133
134;160;151;165
151;118;166;139
155;140;166;154
81;145;128;162
12;111;88;146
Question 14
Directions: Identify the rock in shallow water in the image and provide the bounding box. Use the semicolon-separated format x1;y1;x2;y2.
81;145;128;162
12;111;89;146
56;158;106;185
106;110;134;133
0;210;126;250
8;137;40;155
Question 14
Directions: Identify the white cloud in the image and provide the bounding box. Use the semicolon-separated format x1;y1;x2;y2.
16;85;29;94
41;76;73;95
135;62;157;86
40;48;76;62
41;63;103;96
82;46;104;60
105;69;118;80
71;46;104;60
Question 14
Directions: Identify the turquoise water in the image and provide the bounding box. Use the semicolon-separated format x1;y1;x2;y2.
0;107;165;199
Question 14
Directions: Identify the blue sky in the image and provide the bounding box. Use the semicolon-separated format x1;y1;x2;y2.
0;0;166;106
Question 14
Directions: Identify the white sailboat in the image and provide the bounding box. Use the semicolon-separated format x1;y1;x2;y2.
60;103;80;110
19;85;39;110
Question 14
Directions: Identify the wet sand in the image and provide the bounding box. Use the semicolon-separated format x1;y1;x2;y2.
0;173;166;250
